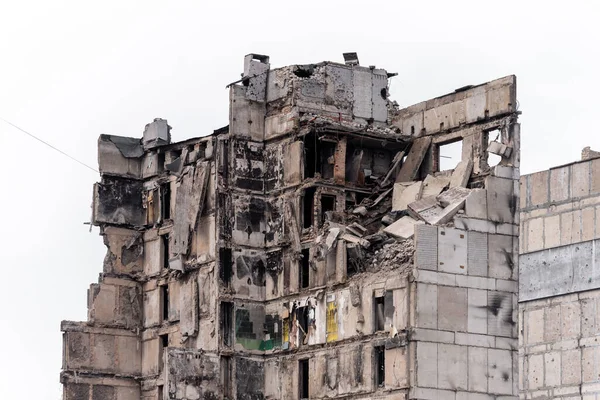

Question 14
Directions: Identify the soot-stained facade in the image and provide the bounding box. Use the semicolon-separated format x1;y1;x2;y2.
61;53;521;400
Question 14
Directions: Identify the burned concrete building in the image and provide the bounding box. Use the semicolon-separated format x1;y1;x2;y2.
61;54;520;400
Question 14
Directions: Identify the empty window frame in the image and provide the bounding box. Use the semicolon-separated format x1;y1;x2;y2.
374;345;385;387
304;133;336;179
374;294;385;332
304;133;318;178
436;139;463;172
161;284;169;322
159;333;169;373
296;306;309;346
320;140;337;179
162;234;169;270
320;194;336;225
346;241;365;277
221;356;232;399
221;302;234;347
299;359;310;399
219;247;233;286
219;139;230;182
300;248;310;289
302;187;316;229
160;183;171;220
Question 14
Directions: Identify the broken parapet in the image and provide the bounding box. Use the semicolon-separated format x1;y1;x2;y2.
143;118;171;149
582;145;600;161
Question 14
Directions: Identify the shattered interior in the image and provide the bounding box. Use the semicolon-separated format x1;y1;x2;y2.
61;54;520;400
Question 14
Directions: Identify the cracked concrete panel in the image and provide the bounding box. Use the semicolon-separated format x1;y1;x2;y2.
283;140;303;185
325;64;353;111
397;137;431;182
102;227;143;276
232;140;264;191
230;85;265;140
190;214;216;262
265;107;298;140
236;357;265;400
171;161;210;258
64;383;90;400
63;331;91;370
166;348;220;400
179;275;198;338
385;345;409;389
372;69;389;122
98;135;142;177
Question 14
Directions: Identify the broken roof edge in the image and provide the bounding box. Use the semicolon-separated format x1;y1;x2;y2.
99;126;226;157
269;60;389;74
394;75;517;116
99;134;144;158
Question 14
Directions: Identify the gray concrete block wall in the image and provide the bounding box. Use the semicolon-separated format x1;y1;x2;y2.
519;289;600;399
519;156;600;400
412;225;519;399
520;158;600;254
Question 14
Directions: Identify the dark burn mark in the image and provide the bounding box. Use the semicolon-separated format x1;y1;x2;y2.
266;251;283;283
293;64;315;78
509;194;518;217
502;249;514;270
236;358;265;400
354;345;363;384
235;254;266;286
120;235;143;266
487;294;505;316
504;313;516;326
502;372;510;381
235;197;267;237
96;176;144;226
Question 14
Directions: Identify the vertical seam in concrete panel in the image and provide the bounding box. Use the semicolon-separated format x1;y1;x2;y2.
579;208;583;242
595;207;598;240
559;210;563;247
589;161;593;196
542;215;546;250
523;219;528;254
568;164;572;200
525;174;531;210
545;172;550;209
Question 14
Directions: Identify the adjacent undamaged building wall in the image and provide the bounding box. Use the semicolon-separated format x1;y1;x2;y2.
520;153;600;398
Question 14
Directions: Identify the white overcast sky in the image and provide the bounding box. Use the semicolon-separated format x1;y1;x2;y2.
0;1;598;398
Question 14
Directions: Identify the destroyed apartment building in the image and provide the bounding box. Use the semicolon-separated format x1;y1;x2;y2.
61;54;520;400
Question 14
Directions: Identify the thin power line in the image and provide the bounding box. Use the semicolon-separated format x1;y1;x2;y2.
0;116;99;173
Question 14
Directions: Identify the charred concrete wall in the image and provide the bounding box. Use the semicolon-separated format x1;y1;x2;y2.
519;151;600;399
62;54;520;400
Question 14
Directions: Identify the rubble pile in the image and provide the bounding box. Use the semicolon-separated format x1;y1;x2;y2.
364;239;415;272
314;126;514;273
